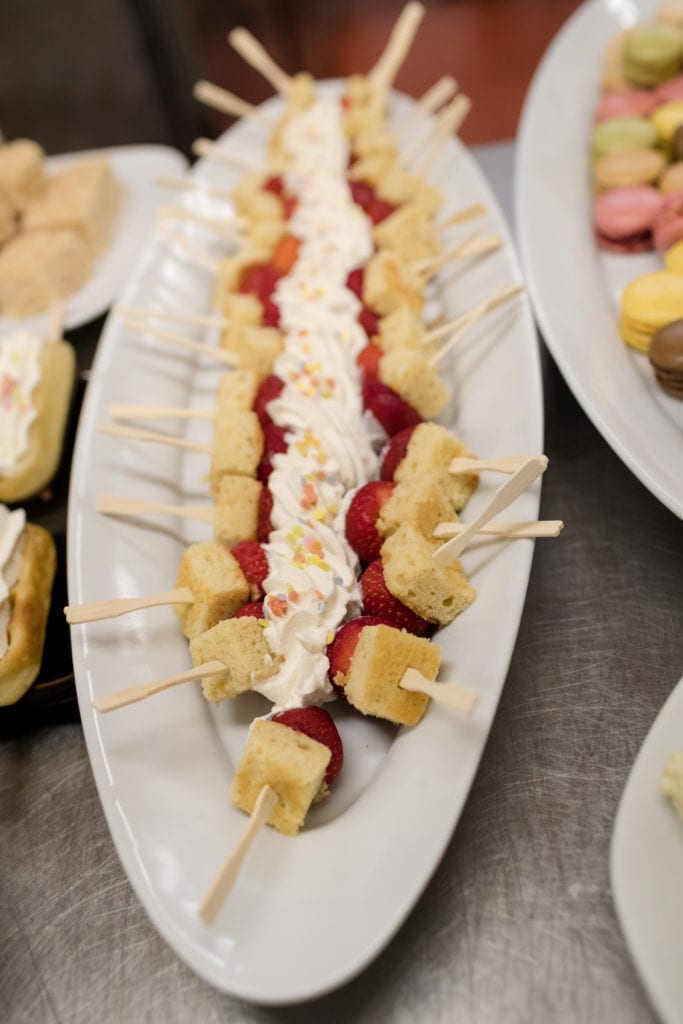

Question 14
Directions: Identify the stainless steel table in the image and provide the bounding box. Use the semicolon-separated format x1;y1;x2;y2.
1;142;682;1024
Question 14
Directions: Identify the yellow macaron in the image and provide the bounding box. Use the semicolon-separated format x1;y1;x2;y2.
664;238;683;273
620;270;683;351
651;100;683;145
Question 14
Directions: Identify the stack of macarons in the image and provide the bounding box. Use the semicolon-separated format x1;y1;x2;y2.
619;270;683;351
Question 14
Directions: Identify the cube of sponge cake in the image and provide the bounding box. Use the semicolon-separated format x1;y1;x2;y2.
381;524;476;626
0;228;91;317
363;251;424;317
377;305;424;351
373;204;440;263
189;617;277;702
216;370;259;411
22;159;121;251
229;719;330;835
342;624;441;726
214;292;263;329
174;541;249;639
214;475;261;546
0;191;16;246
220;326;282;380
379;348;450;420
0;139;45;210
378;478;456;543
394;422;478;513
210;409;263;491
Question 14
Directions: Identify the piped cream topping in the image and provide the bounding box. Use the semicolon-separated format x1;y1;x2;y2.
0;505;25;660
0;332;44;472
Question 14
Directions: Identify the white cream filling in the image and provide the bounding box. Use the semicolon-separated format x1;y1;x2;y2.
0;505;26;659
0;332;44;472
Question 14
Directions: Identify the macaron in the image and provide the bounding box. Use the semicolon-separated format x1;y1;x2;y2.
594;186;664;252
620;270;683;351
657;0;683;30
623;22;683;87
672;123;683;159
654;71;683;102
648;319;683;395
659;159;683;192
651;99;683;145
594;148;666;189
595;89;658;121
664;236;683;270
652;189;683;250
591;116;659;157
602;32;629;92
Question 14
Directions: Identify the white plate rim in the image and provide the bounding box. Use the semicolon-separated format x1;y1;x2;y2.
67;84;544;1004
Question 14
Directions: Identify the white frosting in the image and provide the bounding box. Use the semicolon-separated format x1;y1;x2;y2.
0;332;44;471
253;98;377;711
0;505;25;659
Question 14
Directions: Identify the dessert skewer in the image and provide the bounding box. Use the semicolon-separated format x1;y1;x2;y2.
122;316;237;366
393;74;459;137
193;80;276;127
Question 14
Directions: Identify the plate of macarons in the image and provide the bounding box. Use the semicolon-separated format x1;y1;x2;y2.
517;0;683;518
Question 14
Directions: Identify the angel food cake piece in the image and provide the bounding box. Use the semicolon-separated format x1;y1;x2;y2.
22;159;121;251
0;230;91;317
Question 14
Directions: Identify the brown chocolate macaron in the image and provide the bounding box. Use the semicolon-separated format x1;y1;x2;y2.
649;319;683;397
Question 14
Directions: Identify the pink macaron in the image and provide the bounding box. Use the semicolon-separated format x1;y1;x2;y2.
652;190;683;251
594;186;664;252
655;73;683;105
595;89;658;121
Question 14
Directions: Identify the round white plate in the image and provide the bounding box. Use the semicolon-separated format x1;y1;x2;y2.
0;144;187;333
516;0;683;519
611;673;683;1024
67;84;543;1003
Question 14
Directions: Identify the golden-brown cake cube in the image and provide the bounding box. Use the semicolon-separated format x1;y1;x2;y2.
353;128;398;161
214;475;261;546
342;624;441;726
378;478;455;542
215;369;259;411
375;168;422;206
0;229;92;317
286;71;316;112
377;305;425;351
394;422;478;512
379;348;450;419
247;218;285;251
216;292;263;328
190;617;276;702
22;159;120;251
221;325;282;380
175;541;249;639
348;152;397;186
210;409;263;490
373;203;441;262
229;719;330;836
0;191;17;246
0;139;45;209
381;524;476;625
363;251;424;317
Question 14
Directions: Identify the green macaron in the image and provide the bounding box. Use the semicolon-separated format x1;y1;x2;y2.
623;21;683;87
591;115;659;158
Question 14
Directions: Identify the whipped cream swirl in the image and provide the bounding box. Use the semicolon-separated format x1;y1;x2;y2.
0;332;44;472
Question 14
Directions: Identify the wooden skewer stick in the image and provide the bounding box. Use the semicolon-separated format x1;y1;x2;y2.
191;138;252;173
114;305;230;331
109;403;213;422
199;784;279;926
65;587;194;625
123;317;237;367
393;75;458;138
433;520;564;540
414;94;472;177
97;423;212;454
154;175;234;202
415;233;501;283
399;668;478;713
368;2;426;94
91;660;225;713
436;203;486;231
193;80;275;125
433;456;548;567
156;226;220;273
228;28;292;96
428;283;523;368
97;495;215;525
449;455;537;475
156;205;241;242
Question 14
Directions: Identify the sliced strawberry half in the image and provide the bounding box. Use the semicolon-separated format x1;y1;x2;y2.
262;297;281;328
257;487;274;542
379;424;418;481
360;559;432;636
231;540;269;600
362;379;422;437
235;600;265;619
348;180;376;212
271;706;343;785
367;197;396;225
239;262;279;302
326;614;395;688
345;481;395;564
263;175;284;196
358;304;379;338
345;266;364;298
253;374;285;427
258;423;289;483
356;342;382;380
272;234;301;276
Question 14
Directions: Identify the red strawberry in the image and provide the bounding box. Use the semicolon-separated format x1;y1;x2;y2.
271;706;343;785
356;342;382;380
253;374;285;426
263;175;284;196
349;180;375;212
345;266;364;298
379;424;418;481
258;424;288;483
257;487;274;542
362;379;422;437
345;481;395;564
360;559;432;636
326;614;395;687
358;304;379;338
262;297;281;328
282;196;298;220
235;600;265;619
239;262;279;301
231;540;269;599
367;197;396;225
